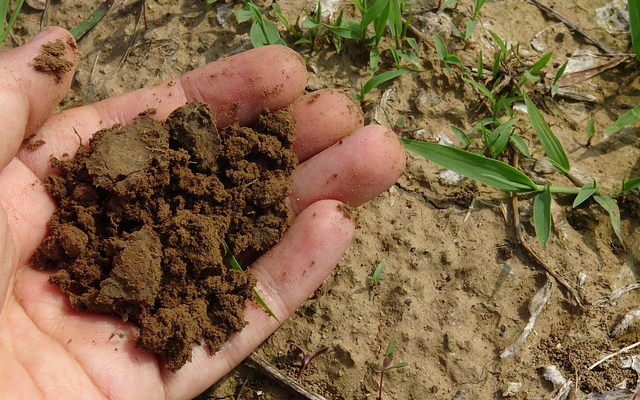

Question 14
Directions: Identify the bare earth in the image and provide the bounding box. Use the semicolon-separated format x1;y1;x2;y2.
4;0;640;399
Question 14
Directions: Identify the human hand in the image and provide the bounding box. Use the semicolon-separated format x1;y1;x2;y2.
0;28;405;399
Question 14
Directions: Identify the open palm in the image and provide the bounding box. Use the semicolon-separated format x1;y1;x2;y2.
0;28;405;400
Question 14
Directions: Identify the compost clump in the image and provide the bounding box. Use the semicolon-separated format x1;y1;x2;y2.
32;101;297;371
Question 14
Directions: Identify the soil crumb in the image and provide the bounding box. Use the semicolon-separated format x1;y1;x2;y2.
26;138;46;150
32;101;297;371
31;39;73;83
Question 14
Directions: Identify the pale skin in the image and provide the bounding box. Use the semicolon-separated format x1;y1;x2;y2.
0;28;406;400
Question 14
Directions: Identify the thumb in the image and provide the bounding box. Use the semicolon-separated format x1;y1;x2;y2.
0;27;77;171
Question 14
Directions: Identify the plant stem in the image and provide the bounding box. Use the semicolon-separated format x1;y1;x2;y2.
548;185;581;195
378;369;385;400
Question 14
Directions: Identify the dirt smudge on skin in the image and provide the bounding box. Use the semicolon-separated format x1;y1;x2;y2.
32;101;297;371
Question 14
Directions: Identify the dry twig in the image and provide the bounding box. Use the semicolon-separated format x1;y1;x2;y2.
525;0;614;55
244;354;328;400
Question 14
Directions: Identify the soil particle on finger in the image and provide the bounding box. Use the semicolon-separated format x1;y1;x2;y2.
31;39;74;83
32;101;297;372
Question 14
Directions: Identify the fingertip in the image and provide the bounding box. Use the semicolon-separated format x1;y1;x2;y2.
292;89;365;161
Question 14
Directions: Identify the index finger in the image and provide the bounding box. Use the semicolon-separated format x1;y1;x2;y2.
18;45;307;179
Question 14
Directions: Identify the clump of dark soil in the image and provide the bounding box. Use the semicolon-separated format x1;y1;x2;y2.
31;39;74;83
32;101;297;371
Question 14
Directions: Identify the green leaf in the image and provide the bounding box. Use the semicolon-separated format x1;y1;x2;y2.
476;49;483;79
250;20;283;47
385;339;397;357
361;68;414;97
465;20;477;40
368;262;384;286
604;105;640;135
529;52;553;75
401;139;539;192
372;0;391;44
586;116;595;140
388;362;409;370
223;241;279;321
433;34;447;60
523;94;570;173
510;134;530;157
444;54;463;65
370;47;380;76
0;0;8;26
362;0;389;29
236;8;254;23
325;19;362;39
490;118;519;157
572;180;597;208
533;184;552;247
388;0;403;40
489;29;507;55
629;0;640;61
451;126;471;148
70;0;114;42
553;61;568;84
594;194;623;245
472;0;486;20
492;51;501;77
398;49;423;70
0;0;24;45
407;37;418;52
463;78;495;104
622;176;640;194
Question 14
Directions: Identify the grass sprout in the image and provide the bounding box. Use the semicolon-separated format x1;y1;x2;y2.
0;0;24;45
368;262;385;287
378;339;408;400
70;0;114;42
223;241;279;321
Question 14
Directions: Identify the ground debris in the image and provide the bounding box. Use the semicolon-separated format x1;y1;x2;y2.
501;275;554;358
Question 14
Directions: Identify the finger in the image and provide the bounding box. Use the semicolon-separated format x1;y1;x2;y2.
18;45;307;179
13;200;354;400
291;89;364;162
0;27;77;170
289;125;406;216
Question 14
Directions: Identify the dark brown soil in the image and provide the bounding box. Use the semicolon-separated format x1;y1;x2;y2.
32;101;297;371
31;39;73;83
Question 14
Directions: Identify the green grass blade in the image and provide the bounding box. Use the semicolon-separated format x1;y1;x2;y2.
472;0;486;20
553;61;568;84
490;118;519;157
586;116;595;141
533;184;552;247
0;0;9;29
362;0;389;28
401;139;539;192
70;0;114;41
529;52;553;75
0;0;24;45
370;47;380;75
604;105;640;135
451;126;471;148
629;0;640;61
433;34;447;60
572;180;597;208
523;94;570;173
463;78;494;103
362;68;413;96
465;20;477;40
510;134;530;157
373;0;391;44
488;29;507;55
223;241;279;321
622;176;640;194
594;194;623;245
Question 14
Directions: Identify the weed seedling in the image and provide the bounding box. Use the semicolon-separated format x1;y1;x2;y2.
290;343;329;380
378;339;408;400
368;262;385;288
0;0;24;45
223;241;279;321
236;0;285;48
